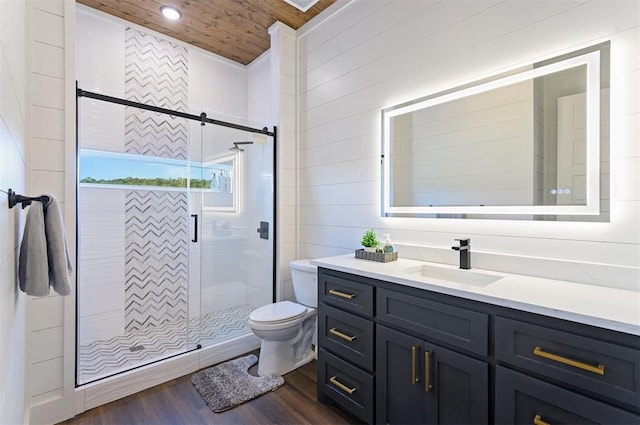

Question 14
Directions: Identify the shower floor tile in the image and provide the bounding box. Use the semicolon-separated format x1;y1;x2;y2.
78;304;255;385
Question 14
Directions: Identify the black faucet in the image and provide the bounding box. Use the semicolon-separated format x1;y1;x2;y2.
452;238;471;269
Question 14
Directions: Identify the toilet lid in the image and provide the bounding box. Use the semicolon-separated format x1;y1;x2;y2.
249;301;307;324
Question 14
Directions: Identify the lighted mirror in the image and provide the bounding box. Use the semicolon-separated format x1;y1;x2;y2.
382;44;609;220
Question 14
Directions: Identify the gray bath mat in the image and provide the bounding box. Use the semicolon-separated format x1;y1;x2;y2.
191;354;284;412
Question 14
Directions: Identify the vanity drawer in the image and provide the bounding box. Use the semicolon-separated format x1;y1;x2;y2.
377;288;488;355
495;316;640;408
319;304;374;372
319;273;374;318
495;366;639;425
318;349;374;424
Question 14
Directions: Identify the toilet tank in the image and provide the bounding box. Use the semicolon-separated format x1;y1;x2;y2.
289;259;318;308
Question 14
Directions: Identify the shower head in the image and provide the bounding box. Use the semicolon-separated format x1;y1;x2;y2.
229;141;253;152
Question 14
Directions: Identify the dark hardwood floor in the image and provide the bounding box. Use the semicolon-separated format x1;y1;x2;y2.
60;355;359;425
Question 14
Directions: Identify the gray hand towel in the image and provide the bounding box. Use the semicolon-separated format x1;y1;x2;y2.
44;194;72;296
18;195;72;296
19;202;50;296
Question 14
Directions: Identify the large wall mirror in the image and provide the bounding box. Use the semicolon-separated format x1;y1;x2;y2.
381;43;609;221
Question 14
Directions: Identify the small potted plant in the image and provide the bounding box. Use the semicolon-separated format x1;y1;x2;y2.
361;228;380;252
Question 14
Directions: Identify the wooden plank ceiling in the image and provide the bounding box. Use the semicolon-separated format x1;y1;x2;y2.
76;0;336;65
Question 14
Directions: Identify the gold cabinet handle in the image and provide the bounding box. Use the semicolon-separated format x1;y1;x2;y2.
411;345;419;385
533;414;550;425
328;289;356;299
424;350;432;392
329;376;356;395
533;346;605;375
329;328;356;342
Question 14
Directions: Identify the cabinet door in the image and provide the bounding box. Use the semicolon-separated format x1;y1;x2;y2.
423;342;489;425
495;366;640;425
377;325;424;425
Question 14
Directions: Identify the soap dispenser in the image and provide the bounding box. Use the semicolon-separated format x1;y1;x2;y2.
382;234;395;254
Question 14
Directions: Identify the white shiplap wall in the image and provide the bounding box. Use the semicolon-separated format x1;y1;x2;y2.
247;50;278;305
270;23;299;302
24;0;77;423
0;0;28;423
296;0;639;284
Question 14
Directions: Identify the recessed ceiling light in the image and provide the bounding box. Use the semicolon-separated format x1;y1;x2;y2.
160;5;182;20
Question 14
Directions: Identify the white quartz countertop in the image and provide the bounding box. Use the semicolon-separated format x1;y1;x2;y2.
312;255;640;336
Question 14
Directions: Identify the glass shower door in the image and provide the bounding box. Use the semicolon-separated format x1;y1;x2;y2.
76;94;275;384
195;121;274;348
76;97;198;385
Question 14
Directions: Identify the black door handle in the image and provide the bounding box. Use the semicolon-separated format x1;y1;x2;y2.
257;221;269;239
191;214;198;242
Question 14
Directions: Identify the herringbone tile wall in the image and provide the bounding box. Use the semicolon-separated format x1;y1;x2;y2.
121;29;191;334
124;190;189;333
124;29;188;159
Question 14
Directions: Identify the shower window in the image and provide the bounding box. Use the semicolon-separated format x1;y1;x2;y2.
79;149;237;200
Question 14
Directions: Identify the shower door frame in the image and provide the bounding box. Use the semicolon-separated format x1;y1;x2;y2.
75;87;277;387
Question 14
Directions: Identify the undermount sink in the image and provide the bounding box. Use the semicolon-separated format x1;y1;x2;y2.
403;264;503;287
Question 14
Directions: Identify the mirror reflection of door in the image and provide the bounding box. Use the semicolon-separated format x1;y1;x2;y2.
557;92;587;219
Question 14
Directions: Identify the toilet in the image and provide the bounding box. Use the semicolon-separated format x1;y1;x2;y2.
248;259;318;376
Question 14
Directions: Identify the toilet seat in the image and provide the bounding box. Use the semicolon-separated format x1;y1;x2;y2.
249;301;307;325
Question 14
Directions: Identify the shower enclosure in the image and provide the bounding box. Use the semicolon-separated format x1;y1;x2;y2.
75;90;275;385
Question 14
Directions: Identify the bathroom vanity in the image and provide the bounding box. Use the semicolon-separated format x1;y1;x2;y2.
314;255;640;425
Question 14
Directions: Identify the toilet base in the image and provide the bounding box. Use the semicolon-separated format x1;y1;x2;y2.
256;338;316;377
252;317;316;376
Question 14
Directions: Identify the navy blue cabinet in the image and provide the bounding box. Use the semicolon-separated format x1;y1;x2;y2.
376;325;489;425
317;271;375;423
316;267;640;425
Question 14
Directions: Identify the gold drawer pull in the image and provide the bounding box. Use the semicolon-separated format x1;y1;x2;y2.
328;289;356;299
533;414;550;425
329;376;356;395
533;346;605;375
411;345;418;385
424;350;432;392
329;328;357;342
